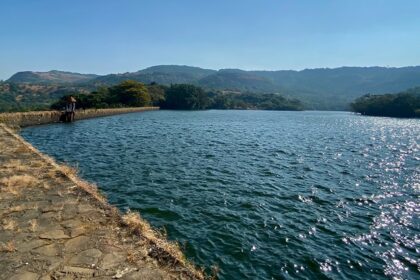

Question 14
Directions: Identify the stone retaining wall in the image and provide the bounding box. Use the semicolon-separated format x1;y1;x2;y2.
0;122;204;279
0;107;159;128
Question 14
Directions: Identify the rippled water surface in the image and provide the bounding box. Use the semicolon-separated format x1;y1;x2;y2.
22;111;419;279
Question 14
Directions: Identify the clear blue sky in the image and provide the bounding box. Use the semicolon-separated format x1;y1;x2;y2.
1;0;420;80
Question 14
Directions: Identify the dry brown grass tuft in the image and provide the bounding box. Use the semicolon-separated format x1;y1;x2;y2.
0;174;40;195
42;183;52;190
60;164;78;177
8;205;24;213
47;169;62;179
2;219;18;231
13;145;29;153
0;241;16;253
126;249;138;264
28;219;38;232
30;160;46;168
71;179;107;204
121;211;204;279
1;174;39;187
2;159;28;173
122;212;155;238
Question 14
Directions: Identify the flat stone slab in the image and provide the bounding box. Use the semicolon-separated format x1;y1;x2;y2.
39;229;69;240
65;235;90;253
69;248;103;265
70;226;86;237
8;271;39;280
122;268;168;280
16;239;48;253
33;244;59;256
61;266;95;276
100;252;127;270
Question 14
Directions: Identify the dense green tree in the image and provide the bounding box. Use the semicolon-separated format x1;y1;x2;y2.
45;81;304;112
146;83;167;106
207;92;303;110
51;81;151;110
108;80;151;107
162;84;210;110
351;87;420;118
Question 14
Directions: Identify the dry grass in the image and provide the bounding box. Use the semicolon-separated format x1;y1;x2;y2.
122;212;156;239
42;183;52;190
2;219;18;231
73;179;107;204
56;190;64;197
126;249;138;264
121;211;205;279
8;205;24;213
13;146;30;153
60;164;78;177
0;174;40;195
2;159;28;172
0;241;16;253
0;174;39;187
57;163;107;203
28;219;38;232
47;169;63;179
30;160;46;168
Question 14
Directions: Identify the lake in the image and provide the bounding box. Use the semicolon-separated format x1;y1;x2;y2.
21;110;419;279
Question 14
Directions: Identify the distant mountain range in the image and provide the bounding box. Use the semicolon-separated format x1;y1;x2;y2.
6;65;420;109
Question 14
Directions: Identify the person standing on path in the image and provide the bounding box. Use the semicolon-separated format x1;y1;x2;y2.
65;96;77;122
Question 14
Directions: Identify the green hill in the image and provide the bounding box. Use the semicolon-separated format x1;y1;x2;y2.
90;65;216;86
8;70;98;84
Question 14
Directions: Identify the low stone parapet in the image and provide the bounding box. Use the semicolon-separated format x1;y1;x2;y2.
0;107;159;128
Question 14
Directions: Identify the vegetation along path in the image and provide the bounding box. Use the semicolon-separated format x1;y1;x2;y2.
0;123;204;280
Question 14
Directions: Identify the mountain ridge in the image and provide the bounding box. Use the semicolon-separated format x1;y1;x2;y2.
6;65;420;110
8;70;99;84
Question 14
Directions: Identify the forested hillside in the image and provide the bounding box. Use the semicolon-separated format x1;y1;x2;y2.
4;65;420;110
351;87;420;118
0;82;89;112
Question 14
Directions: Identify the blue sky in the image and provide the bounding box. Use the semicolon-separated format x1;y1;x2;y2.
1;0;420;80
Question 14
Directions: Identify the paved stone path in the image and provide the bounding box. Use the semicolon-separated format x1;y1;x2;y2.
0;124;203;280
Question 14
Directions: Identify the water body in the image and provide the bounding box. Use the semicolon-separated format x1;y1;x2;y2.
22;110;419;279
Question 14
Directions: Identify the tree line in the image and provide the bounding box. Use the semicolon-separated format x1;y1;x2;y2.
351;87;420;118
51;80;304;111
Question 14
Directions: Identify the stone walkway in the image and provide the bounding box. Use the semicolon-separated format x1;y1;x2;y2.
0;124;204;280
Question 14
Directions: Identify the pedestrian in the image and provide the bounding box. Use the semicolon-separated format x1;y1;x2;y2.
65;96;77;122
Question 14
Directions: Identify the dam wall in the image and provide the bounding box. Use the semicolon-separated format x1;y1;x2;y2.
0;107;159;128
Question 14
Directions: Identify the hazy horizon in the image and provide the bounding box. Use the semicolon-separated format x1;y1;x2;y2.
1;0;420;80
